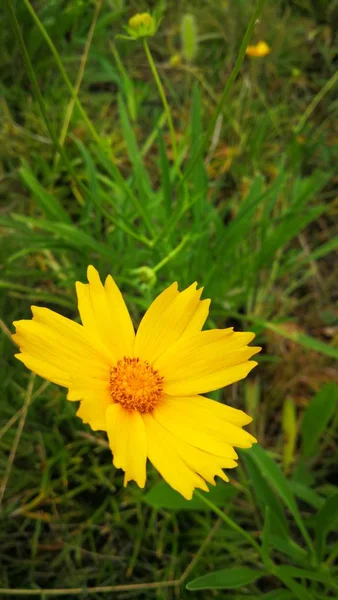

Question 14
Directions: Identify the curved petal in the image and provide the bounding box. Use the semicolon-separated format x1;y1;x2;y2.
143;413;208;499
160;429;239;486
13;307;110;388
15;353;70;387
153;396;256;460
76;266;135;361
76;388;112;431
182;395;252;427
134;282;209;364
154;329;260;396
106;404;147;488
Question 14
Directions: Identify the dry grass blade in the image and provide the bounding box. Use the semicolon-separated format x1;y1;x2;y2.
0;374;35;508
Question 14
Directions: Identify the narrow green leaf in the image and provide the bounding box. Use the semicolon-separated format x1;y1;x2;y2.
10;214;113;259
243;592;295;600
243;450;290;539
262;506;271;566
144;481;237;510
277;566;337;587
157;129;172;217
20;162;71;223
289;481;325;510
255;319;338;360
282;396;297;473
301;383;337;459
246;445;311;550
186;567;262;590
315;493;338;561
269;535;307;561
275;569;314;600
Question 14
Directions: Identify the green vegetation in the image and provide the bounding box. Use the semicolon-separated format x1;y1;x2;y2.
1;0;338;597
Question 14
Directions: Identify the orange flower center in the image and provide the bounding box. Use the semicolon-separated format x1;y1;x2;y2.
109;357;164;413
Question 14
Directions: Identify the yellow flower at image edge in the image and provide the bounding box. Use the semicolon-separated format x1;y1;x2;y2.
246;40;271;58
13;266;261;499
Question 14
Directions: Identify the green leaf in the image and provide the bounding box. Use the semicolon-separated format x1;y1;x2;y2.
301;383;337;459
144;481;237;510
315;493;338;561
275;569;314;600
157;129;172;217
282;396;297;473
276;566;336;587
186;567;262;590
10;214;113;259
289;481;325;510
246;445;311;550
260;320;338;360
262;506;271;566
19;162;71;223
243;592;295;600
269;535;307;561
243;450;290;539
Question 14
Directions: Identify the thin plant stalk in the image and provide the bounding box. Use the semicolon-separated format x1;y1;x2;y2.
143;38;181;173
22;0;101;145
178;0;267;190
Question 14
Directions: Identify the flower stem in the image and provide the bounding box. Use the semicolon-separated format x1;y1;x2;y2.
5;0;83;193
177;0;267;191
22;0;101;146
143;39;180;171
194;490;262;556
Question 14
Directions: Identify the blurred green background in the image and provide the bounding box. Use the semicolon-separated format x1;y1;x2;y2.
1;0;338;597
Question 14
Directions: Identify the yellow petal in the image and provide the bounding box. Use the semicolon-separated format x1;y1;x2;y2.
76;266;135;361
162;430;238;485
106;404;147;488
75;282;115;363
180;298;210;339
153;400;239;459
134;282;209;363
67;380;110;402
157;396;256;449
143;413;208;499
182;394;252;427
13;309;110;388
15;353;70;387
76;390;112;431
154;329;260;396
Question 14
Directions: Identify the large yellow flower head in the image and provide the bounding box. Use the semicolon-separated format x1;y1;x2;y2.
13;267;260;499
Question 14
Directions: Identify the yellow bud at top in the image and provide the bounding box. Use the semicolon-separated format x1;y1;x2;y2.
245;41;271;58
129;12;154;30
125;12;157;39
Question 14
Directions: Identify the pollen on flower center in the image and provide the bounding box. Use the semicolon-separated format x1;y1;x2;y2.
109;357;164;413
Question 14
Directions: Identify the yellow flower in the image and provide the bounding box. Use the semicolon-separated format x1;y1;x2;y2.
13;266;260;499
245;41;271;58
129;12;153;30
126;12;156;39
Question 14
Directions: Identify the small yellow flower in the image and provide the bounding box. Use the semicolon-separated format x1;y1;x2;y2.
13;266;260;499
245;40;271;58
126;12;156;39
129;12;153;29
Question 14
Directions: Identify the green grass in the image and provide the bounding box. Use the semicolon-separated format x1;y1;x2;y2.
1;0;338;597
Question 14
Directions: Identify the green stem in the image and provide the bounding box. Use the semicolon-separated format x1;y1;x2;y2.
6;0;83;191
22;0;101;145
178;0;267;190
295;68;338;134
194;491;262;556
143;38;180;171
